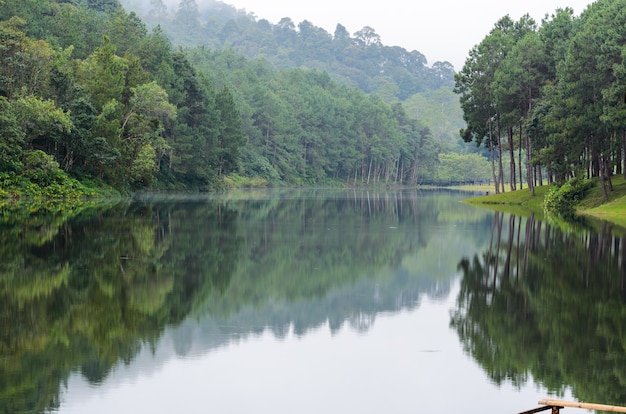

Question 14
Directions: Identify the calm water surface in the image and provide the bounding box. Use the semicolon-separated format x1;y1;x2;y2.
1;189;625;414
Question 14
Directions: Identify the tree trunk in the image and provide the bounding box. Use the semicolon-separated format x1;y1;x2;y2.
489;117;499;194
600;164;608;201
496;115;505;193
508;126;516;191
525;133;535;196
614;131;622;176
518;126;523;190
623;131;626;180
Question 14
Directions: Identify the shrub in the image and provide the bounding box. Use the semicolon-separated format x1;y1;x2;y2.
544;177;593;219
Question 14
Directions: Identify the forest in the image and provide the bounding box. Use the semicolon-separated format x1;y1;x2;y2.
2;0;626;198
0;0;475;199
455;0;626;200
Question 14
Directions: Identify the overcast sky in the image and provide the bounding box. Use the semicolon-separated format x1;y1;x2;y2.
217;0;593;70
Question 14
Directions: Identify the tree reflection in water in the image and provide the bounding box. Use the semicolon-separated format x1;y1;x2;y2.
0;200;242;413
0;189;491;413
452;212;626;406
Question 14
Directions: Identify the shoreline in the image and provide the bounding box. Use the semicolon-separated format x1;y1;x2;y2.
461;177;626;229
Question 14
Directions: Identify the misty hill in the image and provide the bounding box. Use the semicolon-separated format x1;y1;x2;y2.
119;0;456;100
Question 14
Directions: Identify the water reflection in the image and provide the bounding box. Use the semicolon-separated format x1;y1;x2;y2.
0;199;242;413
452;212;626;406
0;189;491;413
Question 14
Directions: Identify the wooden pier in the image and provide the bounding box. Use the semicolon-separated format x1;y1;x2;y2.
519;399;626;414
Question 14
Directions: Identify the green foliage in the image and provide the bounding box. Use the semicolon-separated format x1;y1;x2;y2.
456;2;626;197
0;97;25;168
120;0;465;153
0;16;55;99
0;1;251;194
0;166;99;200
189;48;443;186
77;36;129;111
0;0;459;194
223;174;270;189
543;177;594;219
402;86;467;152
437;153;492;184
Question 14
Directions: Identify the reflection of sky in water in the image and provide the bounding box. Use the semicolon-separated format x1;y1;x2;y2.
58;278;569;414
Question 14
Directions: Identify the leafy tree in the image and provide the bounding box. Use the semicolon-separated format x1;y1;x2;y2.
214;86;246;177
119;81;176;187
0;97;24;170
107;10;148;56
455;17;513;193
354;26;382;47
85;0;121;14
493;27;546;194
0;17;55;99
77;36;128;111
437;153;492;184
145;0;169;25
173;0;200;41
540;0;626;197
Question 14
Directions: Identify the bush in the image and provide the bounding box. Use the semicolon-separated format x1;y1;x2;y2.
23;150;64;187
223;174;270;189
544;177;593;219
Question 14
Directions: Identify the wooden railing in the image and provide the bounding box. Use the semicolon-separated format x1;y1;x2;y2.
520;399;626;414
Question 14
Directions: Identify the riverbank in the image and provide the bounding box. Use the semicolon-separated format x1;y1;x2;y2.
461;175;626;228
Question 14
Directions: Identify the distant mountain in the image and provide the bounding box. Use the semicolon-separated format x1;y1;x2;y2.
119;0;455;100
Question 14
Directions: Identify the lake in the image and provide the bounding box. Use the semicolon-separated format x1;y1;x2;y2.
1;189;625;414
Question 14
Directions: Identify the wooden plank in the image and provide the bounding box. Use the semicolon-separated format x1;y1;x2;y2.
518;405;556;414
539;399;626;413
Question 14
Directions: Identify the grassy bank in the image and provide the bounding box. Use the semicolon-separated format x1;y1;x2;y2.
462;176;626;227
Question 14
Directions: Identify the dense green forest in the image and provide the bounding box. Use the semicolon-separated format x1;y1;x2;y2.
0;0;482;198
119;0;469;168
455;0;626;198
0;0;250;195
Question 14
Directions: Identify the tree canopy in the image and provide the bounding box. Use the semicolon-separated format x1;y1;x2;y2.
455;1;626;198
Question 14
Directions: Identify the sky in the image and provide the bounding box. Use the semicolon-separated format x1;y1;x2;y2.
214;0;593;70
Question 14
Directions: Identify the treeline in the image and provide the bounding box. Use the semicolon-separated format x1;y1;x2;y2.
120;0;455;99
187;49;442;185
455;0;626;199
1;0;490;194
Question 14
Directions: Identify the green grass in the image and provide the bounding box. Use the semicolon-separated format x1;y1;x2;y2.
462;184;549;218
578;176;626;227
462;176;626;227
